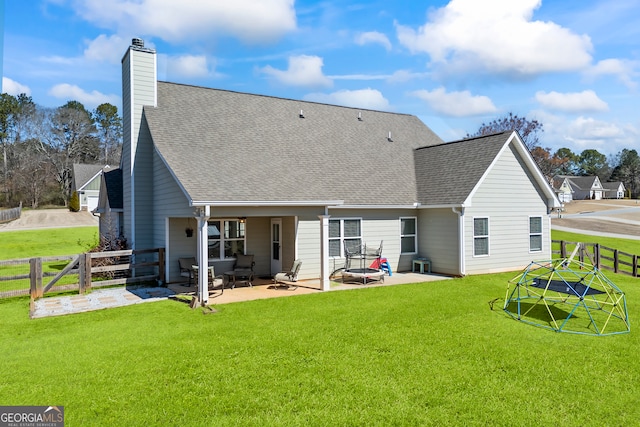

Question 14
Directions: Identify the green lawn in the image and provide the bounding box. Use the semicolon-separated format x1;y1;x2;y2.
0;227;98;260
1;270;639;425
0;227;99;293
0;227;638;425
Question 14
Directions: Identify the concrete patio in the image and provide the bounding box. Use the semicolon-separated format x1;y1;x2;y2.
30;271;450;318
168;271;451;305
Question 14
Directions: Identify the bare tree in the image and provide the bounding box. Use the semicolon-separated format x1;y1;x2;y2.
466;112;543;151
47;101;99;204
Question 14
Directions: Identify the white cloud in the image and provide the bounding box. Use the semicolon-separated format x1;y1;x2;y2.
535;90;608;113
48;83;119;109
72;0;296;44
410;87;497;117
355;31;392;51
396;0;592;78
567;116;625;141
2;77;31;96
387;70;429;83
166;55;212;78
260;55;333;88
585;58;638;89
83;34;127;64
304;88;390;110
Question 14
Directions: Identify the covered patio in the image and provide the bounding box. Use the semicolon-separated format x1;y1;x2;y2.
167;271;450;305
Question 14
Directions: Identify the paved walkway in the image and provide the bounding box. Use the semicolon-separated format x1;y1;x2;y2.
31;286;177;319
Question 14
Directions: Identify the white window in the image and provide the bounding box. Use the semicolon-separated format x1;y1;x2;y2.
400;217;417;254
473;217;489;256
329;218;362;257
529;216;543;252
207;219;246;260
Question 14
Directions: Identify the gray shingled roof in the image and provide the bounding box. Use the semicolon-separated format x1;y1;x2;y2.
103;169;123;209
73;163;108;190
414;131;514;206
143;82;443;206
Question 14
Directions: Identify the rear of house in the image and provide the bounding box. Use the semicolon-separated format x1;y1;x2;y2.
99;39;560;301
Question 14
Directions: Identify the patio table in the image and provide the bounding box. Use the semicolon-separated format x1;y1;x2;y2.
224;269;254;288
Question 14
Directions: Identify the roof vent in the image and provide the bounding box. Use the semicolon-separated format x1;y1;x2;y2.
132;38;144;48
387;131;393;142
358;112;363;121
299;109;305;118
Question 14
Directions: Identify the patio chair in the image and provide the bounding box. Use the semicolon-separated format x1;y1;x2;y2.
233;253;255;271
273;259;302;290
231;253;255;288
178;257;196;285
192;265;225;295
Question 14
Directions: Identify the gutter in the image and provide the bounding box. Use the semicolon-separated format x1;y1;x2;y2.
452;206;466;276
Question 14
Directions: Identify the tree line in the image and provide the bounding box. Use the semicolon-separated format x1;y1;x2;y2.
467;112;640;198
1;96;638;210
0;93;122;209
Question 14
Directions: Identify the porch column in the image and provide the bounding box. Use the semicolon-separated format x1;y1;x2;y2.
318;214;331;291
196;206;210;305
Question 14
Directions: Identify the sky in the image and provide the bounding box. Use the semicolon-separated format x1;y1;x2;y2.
2;0;639;156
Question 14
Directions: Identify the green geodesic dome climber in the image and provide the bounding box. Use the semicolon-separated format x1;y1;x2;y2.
504;246;629;336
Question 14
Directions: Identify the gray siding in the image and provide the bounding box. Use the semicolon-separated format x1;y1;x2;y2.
418;208;460;275
297;215;322;281
121;47;156;249
464;144;551;274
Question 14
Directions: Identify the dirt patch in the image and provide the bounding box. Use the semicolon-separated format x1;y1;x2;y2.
552;199;640;237
0;209;98;231
552;217;640;236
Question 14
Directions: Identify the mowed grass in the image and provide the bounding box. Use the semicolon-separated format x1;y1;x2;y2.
0;227;98;259
0;227;638;425
1;274;639;425
0;227;99;292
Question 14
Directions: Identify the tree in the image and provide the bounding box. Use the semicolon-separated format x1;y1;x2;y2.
466;112;543;151
553;148;578;175
47;101;99;204
93;103;122;165
11;138;55;208
610;149;640;198
0;93;20;203
576;149;609;177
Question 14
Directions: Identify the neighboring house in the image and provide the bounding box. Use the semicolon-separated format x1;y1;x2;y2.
552;175;606;201
94;168;123;241
552;176;574;203
109;39;560;302
603;181;625;199
72;163;111;211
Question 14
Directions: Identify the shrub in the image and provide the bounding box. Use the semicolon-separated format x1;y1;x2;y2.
68;191;80;212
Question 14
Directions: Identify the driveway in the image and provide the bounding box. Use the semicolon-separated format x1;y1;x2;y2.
0;209;98;232
551;200;640;240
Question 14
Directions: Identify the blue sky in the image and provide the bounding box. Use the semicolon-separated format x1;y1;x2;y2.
2;0;639;156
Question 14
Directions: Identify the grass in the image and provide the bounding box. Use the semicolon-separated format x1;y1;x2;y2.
552;229;640;255
0;227;98;259
0;227;99;293
0;270;639;425
0;227;638;425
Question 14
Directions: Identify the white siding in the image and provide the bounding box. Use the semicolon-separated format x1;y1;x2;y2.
464;144;551;274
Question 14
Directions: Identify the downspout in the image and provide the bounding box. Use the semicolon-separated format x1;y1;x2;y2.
452;207;466;276
318;213;331;291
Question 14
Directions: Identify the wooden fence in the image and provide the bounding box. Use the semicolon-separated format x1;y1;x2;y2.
552;240;639;278
0;202;22;223
0;248;165;310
